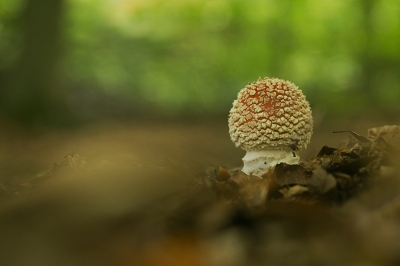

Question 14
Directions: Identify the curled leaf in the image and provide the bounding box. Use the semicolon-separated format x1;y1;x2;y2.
228;170;251;188
279;185;309;199
368;125;400;152
317;146;337;157
215;166;230;182
273;164;312;186
309;166;336;194
240;178;270;207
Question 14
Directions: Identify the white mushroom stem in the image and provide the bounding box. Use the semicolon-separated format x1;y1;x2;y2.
241;147;299;177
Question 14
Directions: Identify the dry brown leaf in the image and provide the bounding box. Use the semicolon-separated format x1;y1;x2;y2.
240;178;270;207
215;166;231;182
368;125;400;154
368;125;400;141
279;185;309;199
308;166;336;194
228;170;251;188
273;163;312;186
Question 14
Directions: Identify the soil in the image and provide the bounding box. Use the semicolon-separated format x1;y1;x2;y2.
0;116;399;266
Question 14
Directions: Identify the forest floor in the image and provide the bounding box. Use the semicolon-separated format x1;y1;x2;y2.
0;114;399;265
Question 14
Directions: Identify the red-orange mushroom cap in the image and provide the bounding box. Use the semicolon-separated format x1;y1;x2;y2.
229;77;313;151
228;77;313;176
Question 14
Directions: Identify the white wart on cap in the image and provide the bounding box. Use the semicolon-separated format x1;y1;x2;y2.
228;77;313;177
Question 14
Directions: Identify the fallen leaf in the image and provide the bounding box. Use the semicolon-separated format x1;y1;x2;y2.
240;178;270;207
228;170;251;188
368;125;400;145
308;166;336;194
273;164;312;186
279;185;309;199
317;146;337;157
215;166;230;182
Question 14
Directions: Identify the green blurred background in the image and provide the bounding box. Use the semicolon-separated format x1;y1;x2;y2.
0;0;399;126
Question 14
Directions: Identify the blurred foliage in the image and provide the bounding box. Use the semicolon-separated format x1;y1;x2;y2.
0;0;399;124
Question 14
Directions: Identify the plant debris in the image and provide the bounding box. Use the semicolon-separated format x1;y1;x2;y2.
202;125;400;207
1;126;398;207
0;124;400;266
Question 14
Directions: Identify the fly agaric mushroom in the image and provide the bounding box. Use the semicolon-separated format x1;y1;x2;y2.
228;77;313;177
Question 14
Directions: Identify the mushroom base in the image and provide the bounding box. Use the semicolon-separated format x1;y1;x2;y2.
242;148;299;177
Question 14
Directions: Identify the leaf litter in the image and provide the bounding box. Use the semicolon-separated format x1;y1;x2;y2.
203;125;400;208
1;125;400;265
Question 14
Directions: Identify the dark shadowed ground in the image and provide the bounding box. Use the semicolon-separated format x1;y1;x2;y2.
0;115;399;265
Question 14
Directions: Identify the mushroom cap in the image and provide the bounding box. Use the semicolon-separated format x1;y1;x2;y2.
228;77;313;151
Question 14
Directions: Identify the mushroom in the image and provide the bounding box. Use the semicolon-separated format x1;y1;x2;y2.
228;77;313;177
